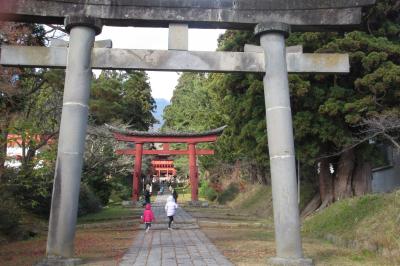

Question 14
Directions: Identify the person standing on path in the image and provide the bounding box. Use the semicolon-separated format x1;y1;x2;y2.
142;203;155;233
144;188;151;204
165;195;178;230
172;188;178;203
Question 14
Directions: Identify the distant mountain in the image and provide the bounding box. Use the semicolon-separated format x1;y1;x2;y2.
152;98;170;129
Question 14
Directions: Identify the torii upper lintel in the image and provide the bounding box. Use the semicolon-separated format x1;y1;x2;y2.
0;0;375;31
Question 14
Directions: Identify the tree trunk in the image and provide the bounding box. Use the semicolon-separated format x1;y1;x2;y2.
301;193;321;217
24;148;36;167
318;158;334;208
0;121;9;183
334;149;355;200
352;160;372;196
231;160;241;182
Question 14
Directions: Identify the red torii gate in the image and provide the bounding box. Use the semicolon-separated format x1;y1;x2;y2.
107;125;226;201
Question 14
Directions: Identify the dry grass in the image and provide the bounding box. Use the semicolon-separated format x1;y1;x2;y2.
76;227;136;265
228;185;273;218
0;224;138;266
353;191;400;254
189;187;400;266
303;190;400;258
0;235;47;266
202;227;398;266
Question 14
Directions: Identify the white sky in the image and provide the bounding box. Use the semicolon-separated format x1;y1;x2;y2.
96;27;225;101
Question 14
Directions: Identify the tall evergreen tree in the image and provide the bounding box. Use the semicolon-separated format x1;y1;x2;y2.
86;70;157;204
163;0;400;204
90;70;156;130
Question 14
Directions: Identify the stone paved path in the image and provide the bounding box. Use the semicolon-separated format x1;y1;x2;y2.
119;194;233;266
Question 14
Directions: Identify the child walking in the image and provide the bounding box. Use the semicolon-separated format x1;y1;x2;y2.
142;203;155;233
165;195;178;230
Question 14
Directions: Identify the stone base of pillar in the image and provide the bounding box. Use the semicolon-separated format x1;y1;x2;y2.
36;256;82;266
268;257;314;266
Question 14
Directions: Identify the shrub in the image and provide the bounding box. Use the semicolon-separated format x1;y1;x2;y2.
0;200;21;236
110;173;132;201
83;172;113;206
78;184;102;216
217;183;240;204
204;187;218;201
7;168;53;217
199;179;218;201
0;185;21;238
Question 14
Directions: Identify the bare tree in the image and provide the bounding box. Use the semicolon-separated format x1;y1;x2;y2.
358;112;400;150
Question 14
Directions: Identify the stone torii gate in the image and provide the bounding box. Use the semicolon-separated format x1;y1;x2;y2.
0;0;375;265
108;125;225;202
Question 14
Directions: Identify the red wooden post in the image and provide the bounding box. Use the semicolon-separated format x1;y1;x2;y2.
188;143;198;201
133;143;143;201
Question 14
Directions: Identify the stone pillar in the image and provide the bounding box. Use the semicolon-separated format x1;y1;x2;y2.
188;143;198;201
46;16;102;261
133;143;143;201
255;22;313;266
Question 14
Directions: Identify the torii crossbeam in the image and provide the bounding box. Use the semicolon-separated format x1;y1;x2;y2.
0;0;375;264
108;125;226;202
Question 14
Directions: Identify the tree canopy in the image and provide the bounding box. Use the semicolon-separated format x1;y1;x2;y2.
162;0;400;197
90;70;156;130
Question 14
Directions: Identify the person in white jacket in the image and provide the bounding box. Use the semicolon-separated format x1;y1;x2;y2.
165;195;178;230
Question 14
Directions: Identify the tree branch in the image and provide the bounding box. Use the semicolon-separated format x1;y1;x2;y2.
315;131;381;160
382;132;400;150
45;24;67;35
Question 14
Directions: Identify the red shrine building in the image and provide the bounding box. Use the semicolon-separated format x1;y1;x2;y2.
150;143;177;179
6;134;55;168
151;159;177;179
108;125;226;201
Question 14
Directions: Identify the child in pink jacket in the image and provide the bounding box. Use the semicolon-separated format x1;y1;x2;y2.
142;203;155;233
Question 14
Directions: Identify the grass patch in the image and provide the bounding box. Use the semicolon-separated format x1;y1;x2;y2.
229;185;273;219
303;189;400;257
202;227;396;266
176;191;193;202
303;193;386;239
349;249;375;262
217;183;239;204
299;182;317;210
77;205;140;224
199;179;218;201
174;186;189;195
173;187;207;203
